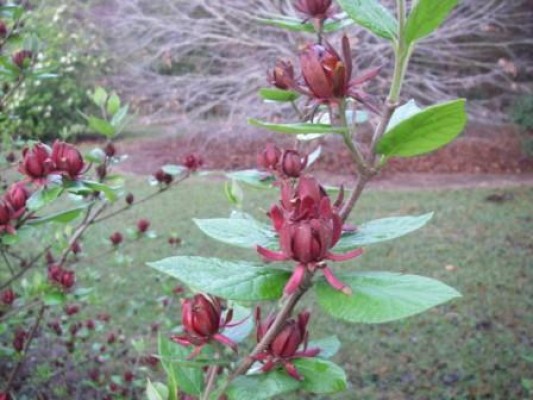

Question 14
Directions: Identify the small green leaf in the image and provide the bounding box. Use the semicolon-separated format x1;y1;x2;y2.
106;92;121;116
376;99;467;158
111;105;129;129
225;179;244;207
259;87;299;103
294;358;347;394
333;213;433;251
83;181;118;202
193;216;277;250
43;290;66;306
405;0;459;44
146;379;169;400
307;336;341;359
92;87;108;108
225;169;275;189
227;370;300;400
27;186;63;212
147;256;290;301
28;206;87;226
317;272;461;323
1;232;20;246
88;116;115;138
249;118;346;135
257;15;352;34
158;334;203;396
337;0;398;40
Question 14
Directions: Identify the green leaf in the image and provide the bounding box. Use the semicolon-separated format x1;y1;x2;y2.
83;181;118;202
92;87;108;107
28;206;87;226
317;272;461;323
146;379;169;400
405;0;459;44
193;217;277;250
259;88;299;103
294;358;347;394
225;179;244;207
88;116;115;138
27;186;63;212
337;0;398;40
257;15;352;34
225;169;275;189
333;213;433;251
227;370;300;400
307;336;341;359
387;99;421;131
249;118;346;135
147;256;290;301
376;99;467;158
43;290;66;306
111;105;129;129
106;92;121;116
158;334;203;396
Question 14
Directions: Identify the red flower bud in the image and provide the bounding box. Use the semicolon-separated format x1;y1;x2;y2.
107;332;116;344
137;219;150;233
1;288;15;305
257;143;281;171
96;164;107;181
64;304;80;316
124;370;134;383
5;152;15;163
280;150;307;178
183;154;203;171
13;329;26;352
48;265;75;290
104;142;116;157
86;319;95;330
0;392;11;400
70;240;82;255
280;218;333;264
182;294;222;338
19;143;54;184
51;140;85;179
0;200;14;235
45;251;55;265
5;183;29;212
294;0;333;20
267;60;296;90
12;50;32;69
109;231;123;246
154;169;173;185
125;193;134;205
0;21;7;38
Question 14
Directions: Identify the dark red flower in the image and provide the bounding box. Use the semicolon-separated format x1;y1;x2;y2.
254;309;319;380
18;143;54;184
154;169;173;185
257;143;282;171
5;183;29;213
1;288;15;305
0;21;7;38
51;140;85;179
299;36;380;110
5;152;15;163
70;240;82;255
280;150;307;178
86;319;96;330
258;176;362;295
268;60;297;90
48;265;75;290
124;370;134;383
294;0;334;23
171;293;237;358
64;304;80;316
137;219;150;233
12;50;32;69
183;154;203;171
13;329;27;352
0;199;15;235
104;142;116;157
109;231;123;246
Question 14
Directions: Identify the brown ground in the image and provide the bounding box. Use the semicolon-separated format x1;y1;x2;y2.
114;121;533;189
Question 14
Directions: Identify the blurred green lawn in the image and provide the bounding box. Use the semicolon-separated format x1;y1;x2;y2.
74;177;532;399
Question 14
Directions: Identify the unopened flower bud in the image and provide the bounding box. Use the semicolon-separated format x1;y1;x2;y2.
12;50;32;69
64;304;80;316
154;169;173;185
281;150;307;178
13;329;27;352
5;183;29;212
0;200;14;234
104;142;116;157
109;232;123;246
1;288;15;305
19;143;54;184
182;294;222;337
70;240;82;255
96;164;107;180
0;21;7;38
5;152;15;163
137;219;150;233
183;154;203;171
257;143;281;171
125;193;134;205
268;60;296;90
294;0;333;21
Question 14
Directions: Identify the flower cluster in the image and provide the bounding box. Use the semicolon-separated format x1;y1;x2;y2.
171;293;237;358
254;309;319;380
0;183;29;234
48;264;76;291
19;141;85;185
268;35;380;111
257;163;363;295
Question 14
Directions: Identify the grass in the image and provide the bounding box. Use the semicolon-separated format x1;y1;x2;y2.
8;176;533;398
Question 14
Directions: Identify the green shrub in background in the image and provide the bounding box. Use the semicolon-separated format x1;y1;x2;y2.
1;2;109;141
510;95;533;156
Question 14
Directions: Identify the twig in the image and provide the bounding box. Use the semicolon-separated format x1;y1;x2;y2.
201;355;220;400
0;245;52;291
1;247;15;275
